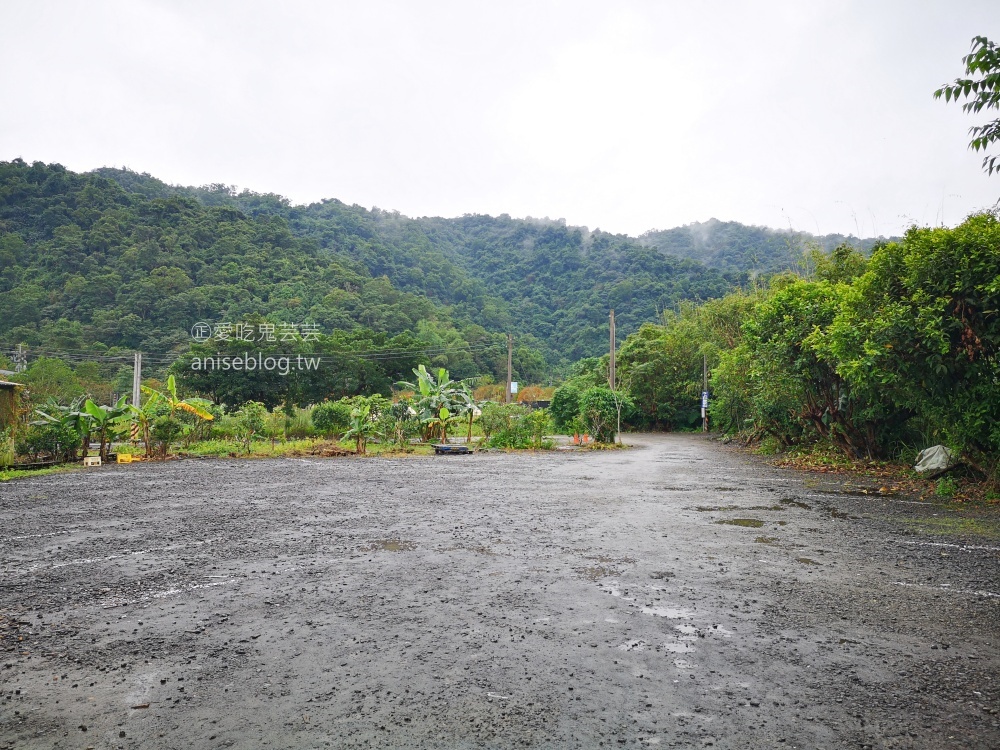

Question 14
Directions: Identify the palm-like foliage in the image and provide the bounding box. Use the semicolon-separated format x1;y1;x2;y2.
34;396;91;459
397;365;469;442
142;374;214;421
127;390;164;457
83;395;131;462
342;397;385;454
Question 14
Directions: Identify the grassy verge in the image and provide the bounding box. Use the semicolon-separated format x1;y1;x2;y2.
745;439;999;505
899;515;1000;539
0;464;78;482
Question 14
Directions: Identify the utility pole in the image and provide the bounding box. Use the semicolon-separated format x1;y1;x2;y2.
702;353;709;433
505;334;513;404
131;352;142;441
132;352;142;408
609;310;616;389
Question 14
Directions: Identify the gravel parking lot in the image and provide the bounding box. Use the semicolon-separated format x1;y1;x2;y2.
2;434;999;749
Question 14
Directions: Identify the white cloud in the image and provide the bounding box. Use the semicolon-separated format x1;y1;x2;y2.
1;0;997;237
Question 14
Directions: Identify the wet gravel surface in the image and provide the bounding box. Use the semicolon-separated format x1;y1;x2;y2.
2;433;999;749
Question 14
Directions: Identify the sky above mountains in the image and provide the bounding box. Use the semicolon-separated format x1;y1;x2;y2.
2;0;998;238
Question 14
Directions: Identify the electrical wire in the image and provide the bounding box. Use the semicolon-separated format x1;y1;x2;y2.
1;339;505;368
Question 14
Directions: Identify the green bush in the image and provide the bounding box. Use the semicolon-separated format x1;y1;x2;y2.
579;387;619;443
282;406;315;439
14;423;78;462
935;476;959;498
376;400;419;449
235;401;268;454
478;403;527;448
549;384;581;432
312;400;353;438
151;416;183;457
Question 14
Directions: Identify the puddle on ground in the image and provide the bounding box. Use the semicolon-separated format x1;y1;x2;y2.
780;498;812;510
661;642;697;653
598;582;635;601
578;566;619;581
619;640;647;651
699;504;784;512
754;536;779;544
714;518;764;528
796;557;821;565
697;505;739;512
587;554;637;564
674;624;697;635
641;605;693;619
362;539;417;552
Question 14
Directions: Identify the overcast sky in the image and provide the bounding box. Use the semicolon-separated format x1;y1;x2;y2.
2;0;998;238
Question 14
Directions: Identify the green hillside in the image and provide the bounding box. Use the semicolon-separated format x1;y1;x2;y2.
92;167;737;360
0;160;736;403
639;218;890;275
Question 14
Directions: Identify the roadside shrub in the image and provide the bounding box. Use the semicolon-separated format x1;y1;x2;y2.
376;400;420;449
479;403;522;445
935;476;959;498
235;401;268;454
312;399;353;439
14;423;78;462
579;387;618;443
151;416;183;458
0;428;14;468
525;409;552;449
478;402;550;449
550;384;581;432
285;406;316;439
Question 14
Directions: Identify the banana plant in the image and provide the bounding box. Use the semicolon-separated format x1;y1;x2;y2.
397;365;466;443
141;374;215;421
83;395;131;462
343;398;381;455
33;396;91;460
452;382;481;443
126;390;164;458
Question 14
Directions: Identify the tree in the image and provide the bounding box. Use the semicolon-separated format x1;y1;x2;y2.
549;384;582;432
579;387;619;444
235;401;267;454
935;36;1000;175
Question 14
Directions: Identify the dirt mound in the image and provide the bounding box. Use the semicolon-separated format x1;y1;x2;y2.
288;441;354;457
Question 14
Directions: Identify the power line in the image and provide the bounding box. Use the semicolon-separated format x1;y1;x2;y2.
1;339;505;368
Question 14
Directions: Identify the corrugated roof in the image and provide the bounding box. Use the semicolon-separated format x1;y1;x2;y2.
0;380;21;388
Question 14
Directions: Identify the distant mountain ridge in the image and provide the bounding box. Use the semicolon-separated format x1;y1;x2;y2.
1;160;885;383
639;218;891;274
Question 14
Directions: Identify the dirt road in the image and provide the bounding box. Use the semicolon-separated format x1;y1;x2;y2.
2;434;999;749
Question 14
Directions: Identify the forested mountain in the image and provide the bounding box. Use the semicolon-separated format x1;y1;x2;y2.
1;159;873;401
639;218;890;274
92;167;736;360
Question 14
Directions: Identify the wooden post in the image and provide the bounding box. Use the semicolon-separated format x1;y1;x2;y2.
609;309;616;389
505;334;513;404
702;353;709;432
